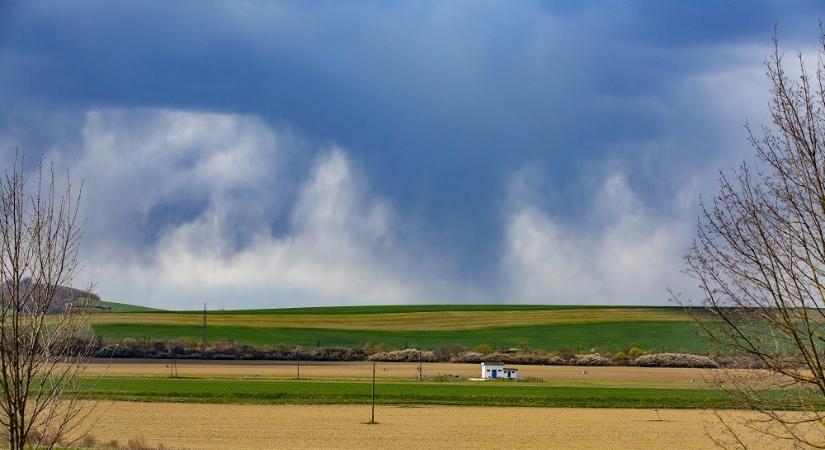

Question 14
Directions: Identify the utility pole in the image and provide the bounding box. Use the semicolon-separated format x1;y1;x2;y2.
202;302;208;349
370;361;377;424
297;360;301;380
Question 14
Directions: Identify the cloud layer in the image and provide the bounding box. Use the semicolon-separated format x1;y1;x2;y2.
41;108;698;308
502;171;696;305
65;109;475;308
1;1;821;307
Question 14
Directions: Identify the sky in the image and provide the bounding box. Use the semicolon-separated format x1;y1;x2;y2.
0;0;823;309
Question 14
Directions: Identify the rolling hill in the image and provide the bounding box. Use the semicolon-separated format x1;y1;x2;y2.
87;304;706;353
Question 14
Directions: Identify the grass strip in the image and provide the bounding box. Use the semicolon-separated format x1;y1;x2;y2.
73;377;748;409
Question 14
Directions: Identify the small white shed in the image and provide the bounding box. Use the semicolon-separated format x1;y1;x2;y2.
480;362;518;380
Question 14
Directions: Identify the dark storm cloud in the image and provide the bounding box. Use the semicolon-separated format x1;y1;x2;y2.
0;0;822;306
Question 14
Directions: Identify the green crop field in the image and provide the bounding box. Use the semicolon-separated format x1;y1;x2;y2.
74;376;737;409
87;304;706;353
91;320;702;353
193;304;682;315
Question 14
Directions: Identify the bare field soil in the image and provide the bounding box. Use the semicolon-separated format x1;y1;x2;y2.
84;360;716;388
79;402;791;449
85;308;688;330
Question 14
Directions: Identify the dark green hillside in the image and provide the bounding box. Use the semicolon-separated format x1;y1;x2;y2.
91;317;704;353
186;304;685;315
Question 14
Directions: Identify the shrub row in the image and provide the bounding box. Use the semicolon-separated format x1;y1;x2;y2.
449;351;717;367
450;351;565;365
449;351;484;363
635;353;718;368
450;352;609;366
94;341;365;361
574;354;613;366
87;338;724;368
367;349;438;362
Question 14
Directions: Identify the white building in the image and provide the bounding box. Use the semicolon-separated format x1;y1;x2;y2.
480;362;518;380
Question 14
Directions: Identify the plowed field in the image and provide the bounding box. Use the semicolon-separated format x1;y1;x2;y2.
79;402;796;449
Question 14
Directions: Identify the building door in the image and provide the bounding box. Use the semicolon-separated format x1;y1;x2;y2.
492;370;497;379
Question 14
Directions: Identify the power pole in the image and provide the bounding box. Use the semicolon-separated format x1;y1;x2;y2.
202;302;208;349
297;360;301;380
370;361;376;424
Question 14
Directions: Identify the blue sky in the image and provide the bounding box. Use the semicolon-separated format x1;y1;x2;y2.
1;1;822;308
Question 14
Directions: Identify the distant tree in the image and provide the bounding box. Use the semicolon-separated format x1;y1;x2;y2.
0;155;95;449
474;343;493;355
684;28;825;448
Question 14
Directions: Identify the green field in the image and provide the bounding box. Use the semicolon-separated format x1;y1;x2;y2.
88;304;705;353
189;304;681;315
92;320;702;353
76;377;735;409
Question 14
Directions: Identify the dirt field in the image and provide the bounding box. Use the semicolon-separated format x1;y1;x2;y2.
85;360;717;387
79;402;792;449
85;308;687;330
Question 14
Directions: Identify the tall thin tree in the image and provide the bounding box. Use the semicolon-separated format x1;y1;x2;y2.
0;155;95;449
686;27;825;448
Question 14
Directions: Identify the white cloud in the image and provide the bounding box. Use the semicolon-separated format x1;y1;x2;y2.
35;107;708;309
140;150;451;308
63;108;468;309
56;109;289;260
501;169;697;305
495;42;815;307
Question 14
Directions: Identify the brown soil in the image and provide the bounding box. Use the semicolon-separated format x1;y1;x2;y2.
86;308;688;330
84;360;719;388
78;402;798;449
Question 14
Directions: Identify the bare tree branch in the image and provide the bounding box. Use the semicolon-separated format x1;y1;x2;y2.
0;154;97;449
684;27;825;448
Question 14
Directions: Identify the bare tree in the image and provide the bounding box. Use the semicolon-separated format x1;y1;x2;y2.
0;155;95;449
685;27;825;448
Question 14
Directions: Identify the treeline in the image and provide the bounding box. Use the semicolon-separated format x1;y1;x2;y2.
367;348;718;368
89;337;722;368
94;337;365;361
